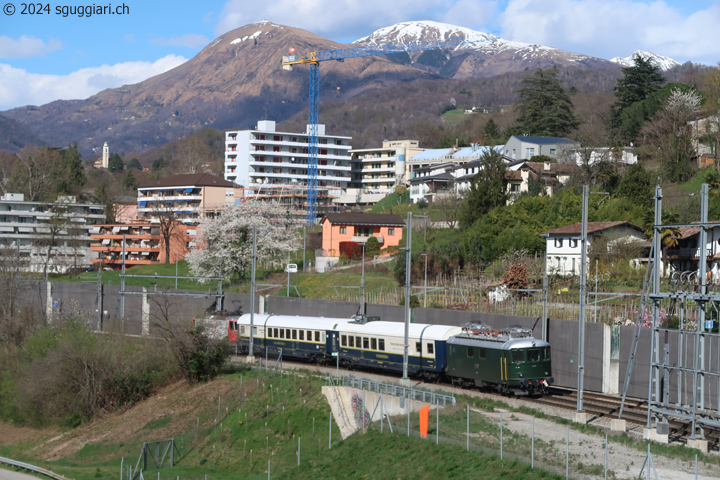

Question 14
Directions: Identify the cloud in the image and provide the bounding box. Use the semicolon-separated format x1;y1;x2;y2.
150;34;210;49
124;34;135;42
0;55;187;111
0;35;62;59
214;0;490;41
498;0;720;65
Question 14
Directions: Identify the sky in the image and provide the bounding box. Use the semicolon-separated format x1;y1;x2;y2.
0;0;718;111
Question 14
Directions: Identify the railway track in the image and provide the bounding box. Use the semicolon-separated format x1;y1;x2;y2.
542;386;720;450
232;356;720;451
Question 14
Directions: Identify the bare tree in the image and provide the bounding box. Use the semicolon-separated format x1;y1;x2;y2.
36;196;72;278
433;188;461;229
178;136;212;174
150;201;183;264
9;147;58;201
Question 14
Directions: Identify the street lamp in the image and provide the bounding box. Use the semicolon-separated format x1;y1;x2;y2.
421;253;428;308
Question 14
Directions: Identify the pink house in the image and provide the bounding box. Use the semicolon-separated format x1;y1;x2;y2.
321;213;405;257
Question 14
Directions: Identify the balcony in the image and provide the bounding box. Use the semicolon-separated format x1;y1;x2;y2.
351;235;384;244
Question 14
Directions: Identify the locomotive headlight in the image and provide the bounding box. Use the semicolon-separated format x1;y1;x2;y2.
519;373;523;378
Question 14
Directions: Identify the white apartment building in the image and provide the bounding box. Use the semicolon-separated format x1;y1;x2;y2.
0;193;105;274
224;120;352;189
349;140;422;192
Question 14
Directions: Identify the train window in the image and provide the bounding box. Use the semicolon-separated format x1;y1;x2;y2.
348;336;354;347
427;343;433;354
528;349;540;362
356;336;361;348
241;326;246;335
371;338;377;350
479;348;486;359
253;327;257;336
341;335;347;346
230;322;237;331
363;337;369;349
299;330;304;340
321;332;326;342
315;331;320;342
279;329;284;339
286;329;291;339
292;330;297;340
308;331;312;341
467;347;474;358
512;350;525;363
378;339;385;351
544;347;551;360
416;342;421;353
267;328;273;338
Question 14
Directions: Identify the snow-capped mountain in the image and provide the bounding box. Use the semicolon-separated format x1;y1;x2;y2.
353;21;617;78
609;50;681;71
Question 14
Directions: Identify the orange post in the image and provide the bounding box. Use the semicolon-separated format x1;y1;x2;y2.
419;405;429;438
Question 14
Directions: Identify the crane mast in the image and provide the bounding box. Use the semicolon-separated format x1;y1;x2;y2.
282;35;482;224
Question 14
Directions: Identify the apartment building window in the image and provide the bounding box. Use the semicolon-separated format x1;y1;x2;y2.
340;227;347;234
291;137;298;142
257;156;265;161
291;147;297;153
273;146;280;152
550;149;556;154
373;163;381;169
256;146;265;151
274;157;281;162
291;169;297;174
336;140;342;145
273;136;281;141
554;238;563;248
387;162;394;168
320;149;327;155
526;147;535;158
320;139;327;144
258;135;265;140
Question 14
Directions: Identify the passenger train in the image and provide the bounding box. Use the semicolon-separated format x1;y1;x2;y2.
226;314;553;395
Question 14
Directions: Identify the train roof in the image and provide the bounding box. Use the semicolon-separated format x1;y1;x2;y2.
233;314;352;331
339;321;463;341
448;336;550;350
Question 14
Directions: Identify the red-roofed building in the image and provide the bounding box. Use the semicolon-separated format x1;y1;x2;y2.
320;213;405;258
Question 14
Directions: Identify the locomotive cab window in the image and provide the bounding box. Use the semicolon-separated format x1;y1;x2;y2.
467;347;474;358
378;339;385;351
427;343;433;354
511;350;525;363
528;349;540;362
544;347;551;360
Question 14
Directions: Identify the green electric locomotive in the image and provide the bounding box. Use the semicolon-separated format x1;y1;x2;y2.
446;323;553;396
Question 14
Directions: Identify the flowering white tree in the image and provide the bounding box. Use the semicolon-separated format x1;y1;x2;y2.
185;201;299;281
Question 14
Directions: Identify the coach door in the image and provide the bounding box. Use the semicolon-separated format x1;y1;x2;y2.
326;330;339;357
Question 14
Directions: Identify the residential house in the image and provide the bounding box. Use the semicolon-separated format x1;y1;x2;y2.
503;136;579;161
540;221;646;276
320;213;405;259
409;162;459;204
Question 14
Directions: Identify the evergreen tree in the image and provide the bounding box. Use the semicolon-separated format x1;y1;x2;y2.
53;142;86;195
459;149;508;229
482;119;502;144
123;171;138;191
152;157;166;171
511;69;579;137
108;153;124;172
615;163;654;208
610;55;665;144
127;158;142;170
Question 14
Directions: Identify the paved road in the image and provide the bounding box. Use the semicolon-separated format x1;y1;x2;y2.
0;467;42;480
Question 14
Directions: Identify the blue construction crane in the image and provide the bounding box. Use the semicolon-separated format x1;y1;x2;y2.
282;35;483;224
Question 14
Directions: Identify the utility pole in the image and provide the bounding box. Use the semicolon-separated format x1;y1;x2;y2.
360;243;366;315
403;212;413;380
97;265;103;331
422;253;428;308
120;234;126;319
576;185;589;421
249;226;257;357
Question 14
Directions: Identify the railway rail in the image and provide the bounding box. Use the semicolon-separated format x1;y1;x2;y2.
234;355;720;451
